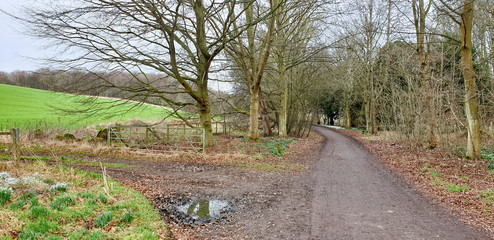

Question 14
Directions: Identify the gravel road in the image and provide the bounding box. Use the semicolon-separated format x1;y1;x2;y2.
308;126;489;239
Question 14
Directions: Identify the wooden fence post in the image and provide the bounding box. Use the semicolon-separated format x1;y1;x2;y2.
10;128;19;163
145;127;149;145
202;128;205;153
107;125;111;145
224;120;227;135
166;125;170;143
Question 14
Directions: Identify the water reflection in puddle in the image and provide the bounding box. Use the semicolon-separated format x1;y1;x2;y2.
176;199;230;219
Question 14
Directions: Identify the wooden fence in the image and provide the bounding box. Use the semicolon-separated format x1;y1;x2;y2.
167;121;231;135
107;125;205;153
0;128;19;162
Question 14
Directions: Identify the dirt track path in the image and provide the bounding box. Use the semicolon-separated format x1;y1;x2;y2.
310;126;488;239
82;127;491;239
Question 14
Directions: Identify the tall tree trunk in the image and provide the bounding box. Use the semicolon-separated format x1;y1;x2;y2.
492;60;494;91
198;103;213;147
382;0;391;131
460;1;481;159
275;0;288;137
364;95;371;131
365;65;378;134
278;64;288;137
343;104;351;128
197;85;213;147
196;22;214;148
490;9;494;90
370;93;377;134
259;89;272;137
491;30;494;90
413;0;435;145
365;0;378;135
245;0;259;140
241;0;275;140
490;22;494;90
249;87;260;140
344;56;354;129
369;65;377;134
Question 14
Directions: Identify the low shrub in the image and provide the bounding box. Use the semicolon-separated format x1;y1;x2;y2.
94;211;113;228
122;209;135;224
0;188;12;205
10;199;25;210
18;219;59;240
446;183;469;192
51;195;76;211
29;206;50;219
98;193;108;204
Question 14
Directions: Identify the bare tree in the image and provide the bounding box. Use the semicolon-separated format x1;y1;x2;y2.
436;0;481;158
412;0;435;146
226;0;278;140
343;0;387;134
272;0;324;137
12;0;262;147
460;0;481;158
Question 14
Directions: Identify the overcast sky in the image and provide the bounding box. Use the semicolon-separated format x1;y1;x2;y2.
0;1;44;72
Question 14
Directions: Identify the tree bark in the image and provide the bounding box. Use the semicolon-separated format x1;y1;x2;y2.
259;89;272;137
343;104;351;129
413;0;435;145
197;77;214;147
365;0;377;135
249;87;260;140
460;1;481;159
370;95;377;133
278;58;288;137
364;95;370;131
198;102;213;147
232;0;276;140
274;0;288;137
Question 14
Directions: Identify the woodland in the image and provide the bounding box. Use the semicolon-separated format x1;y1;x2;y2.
2;0;494;159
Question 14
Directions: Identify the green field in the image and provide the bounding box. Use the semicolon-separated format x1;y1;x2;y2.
0;84;172;130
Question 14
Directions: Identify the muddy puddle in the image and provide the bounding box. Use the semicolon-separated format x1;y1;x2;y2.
155;195;236;225
176;199;230;219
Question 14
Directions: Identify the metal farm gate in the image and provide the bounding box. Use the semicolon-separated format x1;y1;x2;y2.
107;125;205;153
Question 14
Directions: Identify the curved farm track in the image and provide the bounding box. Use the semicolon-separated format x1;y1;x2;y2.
79;127;491;239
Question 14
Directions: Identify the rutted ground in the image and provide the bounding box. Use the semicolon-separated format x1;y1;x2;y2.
76;152;316;239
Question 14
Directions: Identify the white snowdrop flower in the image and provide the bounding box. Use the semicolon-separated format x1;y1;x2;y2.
21;176;43;187
49;182;68;192
5;177;19;186
0;172;11;180
0;186;12;192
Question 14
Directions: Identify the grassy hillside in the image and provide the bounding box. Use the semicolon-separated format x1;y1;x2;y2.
0;84;172;130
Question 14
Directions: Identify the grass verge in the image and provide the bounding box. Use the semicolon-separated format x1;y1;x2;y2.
0;160;167;239
23;155;136;169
